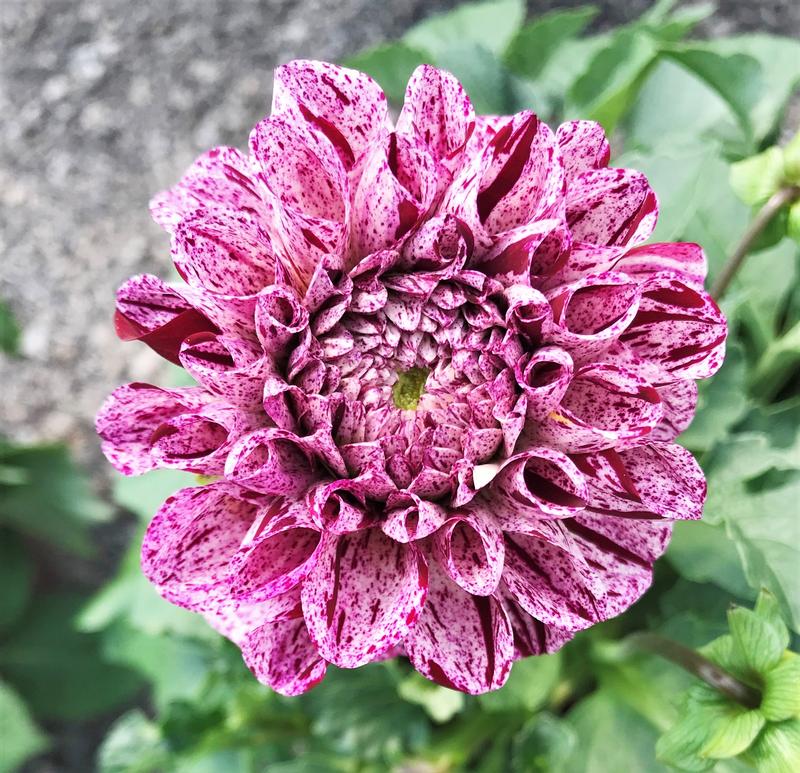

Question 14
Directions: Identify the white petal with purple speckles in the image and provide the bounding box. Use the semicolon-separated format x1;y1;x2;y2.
99;59;727;696
301;529;428;668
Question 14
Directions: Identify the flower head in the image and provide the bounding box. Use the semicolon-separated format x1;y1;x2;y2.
97;61;726;695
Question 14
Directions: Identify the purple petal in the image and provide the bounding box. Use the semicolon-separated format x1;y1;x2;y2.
301;529;428;668
271;59;389;171
114;274;218;365
229;500;323;602
149;146;266;232
96;383;210;475
566;168;657;247
396;64;475;174
404;561;513;694
141;483;258;610
433;507;505;595
556;120;610;178
572;442;706;520
532;363;663;453
242;616;327;696
224;428;317;496
619;274;727;380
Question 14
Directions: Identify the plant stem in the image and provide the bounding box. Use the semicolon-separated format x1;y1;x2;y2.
711;185;800;300
627;632;762;709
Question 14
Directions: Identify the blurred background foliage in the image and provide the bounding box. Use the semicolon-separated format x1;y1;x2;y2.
1;0;799;771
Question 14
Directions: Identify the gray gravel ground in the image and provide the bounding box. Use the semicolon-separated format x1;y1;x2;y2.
1;0;798;475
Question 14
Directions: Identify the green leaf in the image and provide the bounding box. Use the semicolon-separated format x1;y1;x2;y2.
0;529;34;634
0;679;48;773
563;689;670;772
698;704;765;759
0;300;20;356
720;472;800;633
663;47;762;140
667;522;754;605
702;35;800;144
732;238;798;357
643;1;715;42
511;712;576;773
478;652;561;713
728;606;785;675
404;0;525;59
302;663;430;761
625;61;740;152
566;29;659;132
761;655;800;722
100;622;217;711
97;710;170;773
730;147;786;206
678;342;749;454
0;593;142;721
397;671;464;723
343;42;429;104
503;6;597;80
112;468;195;523
749;319;800;403
433;44;514;114
78;532;215;639
743;719;800;773
0;443;112;555
788;201;800;244
754;589;791;650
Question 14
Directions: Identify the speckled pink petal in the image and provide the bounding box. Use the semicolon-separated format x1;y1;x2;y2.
614;242;708;288
381;495;447;543
242;616;327;696
498;589;575;657
150;146;266;232
476;220;571;286
352;133;437;256
433;508;504;596
141;483;258;610
533;363;663;454
179;332;266;408
514;346;574;421
504;285;552;340
203;587;303;646
651;379;698;441
566;168;657;247
114;274;219;365
556;120;610;178
229;501;323;602
308;477;374;533
396;64;475;175
404;561;513;694
301;529;428;668
561;514;672;620
445;112;565;249
172;208;276;298
572;442;706;520
250;116;349;288
271;59;389;171
619;274;726;380
545;272;641;360
149;403;253;476
491;445;588;519
96;383;211;475
254;284;309;356
224;428;316;496
501;530;597;631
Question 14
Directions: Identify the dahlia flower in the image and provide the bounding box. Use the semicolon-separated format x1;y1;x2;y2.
97;60;726;695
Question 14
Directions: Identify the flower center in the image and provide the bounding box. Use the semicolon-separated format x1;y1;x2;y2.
392;367;429;410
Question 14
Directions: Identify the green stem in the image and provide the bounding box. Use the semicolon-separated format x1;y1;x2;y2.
627;632;762;709
710;185;800;300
